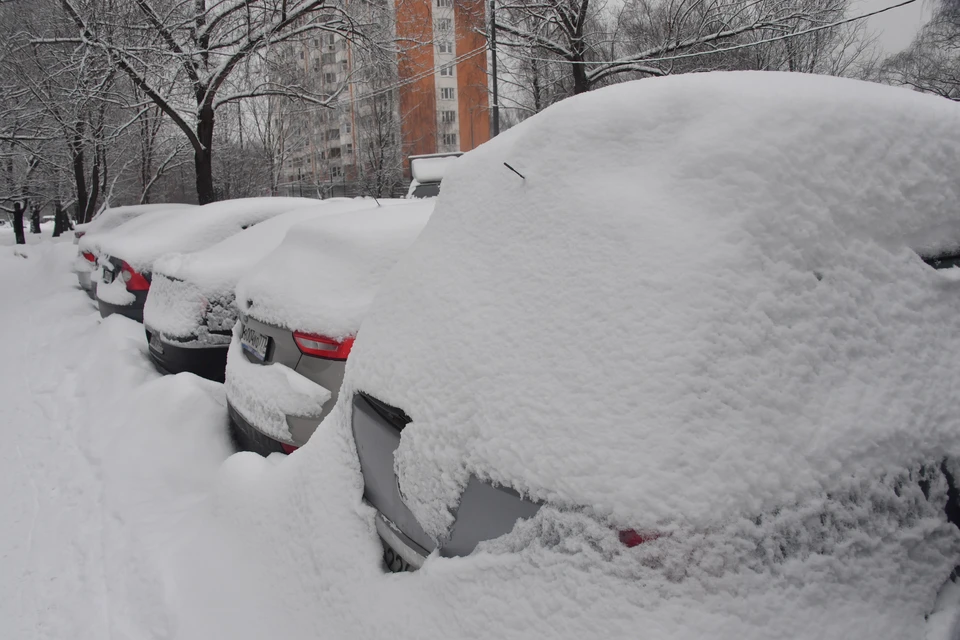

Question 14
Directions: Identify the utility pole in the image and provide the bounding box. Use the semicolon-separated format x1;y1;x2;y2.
490;0;500;136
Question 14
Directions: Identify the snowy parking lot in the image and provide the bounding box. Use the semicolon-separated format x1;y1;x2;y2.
3;226;960;640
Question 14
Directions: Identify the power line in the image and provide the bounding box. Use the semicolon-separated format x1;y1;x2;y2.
495;0;918;68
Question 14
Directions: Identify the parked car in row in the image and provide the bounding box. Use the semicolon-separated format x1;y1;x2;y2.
225;199;434;455
142;198;393;382
74;203;194;297
89;197;318;322
405;152;462;199
336;68;960;635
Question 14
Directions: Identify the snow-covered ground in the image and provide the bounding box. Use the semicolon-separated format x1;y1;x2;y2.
2;238;957;640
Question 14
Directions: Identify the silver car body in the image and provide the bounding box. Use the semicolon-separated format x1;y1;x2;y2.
229;314;348;447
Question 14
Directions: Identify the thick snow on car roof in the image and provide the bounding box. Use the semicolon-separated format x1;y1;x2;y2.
236;199;434;338
75;203;195;237
346;71;960;540
145;198;396;337
86;197;320;271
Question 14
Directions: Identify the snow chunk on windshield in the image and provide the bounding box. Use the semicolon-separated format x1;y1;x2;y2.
236;199;434;338
345;71;960;540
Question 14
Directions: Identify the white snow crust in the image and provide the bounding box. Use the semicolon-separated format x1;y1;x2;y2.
345;71;960;545
76;203;194;238
83;197;319;272
95;273;136;305
236;199;434;338
223;324;332;441
144;199;391;338
3;207;960;639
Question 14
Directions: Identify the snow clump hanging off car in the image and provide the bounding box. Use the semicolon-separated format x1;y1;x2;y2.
88;197;319;322
339;69;960;624
143;198;401;382
225;199;434;455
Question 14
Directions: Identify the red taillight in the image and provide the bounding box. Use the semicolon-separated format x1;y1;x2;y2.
81;251;96;263
119;260;150;291
292;331;354;361
281;443;299;454
618;529;660;548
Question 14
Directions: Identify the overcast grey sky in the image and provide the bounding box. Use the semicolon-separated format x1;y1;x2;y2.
859;0;935;53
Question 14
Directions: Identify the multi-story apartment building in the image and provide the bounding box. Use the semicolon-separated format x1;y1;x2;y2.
277;0;491;197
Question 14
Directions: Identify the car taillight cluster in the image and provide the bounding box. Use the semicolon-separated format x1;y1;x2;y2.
81;251;96;263
292;331;354;361
618;529;660;548
119;261;150;291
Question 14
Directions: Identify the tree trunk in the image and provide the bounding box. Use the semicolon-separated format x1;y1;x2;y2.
13;202;25;245
195;103;216;205
30;205;41;234
572;56;590;94
71;128;90;222
52;201;65;238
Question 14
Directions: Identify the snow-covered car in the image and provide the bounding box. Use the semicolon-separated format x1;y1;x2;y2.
405;152;462;199
143;198;388;382
89;197;319;322
341;66;960;632
74;203;194;297
225;199;434;455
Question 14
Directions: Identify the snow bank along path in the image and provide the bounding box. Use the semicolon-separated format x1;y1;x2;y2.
0;240;233;638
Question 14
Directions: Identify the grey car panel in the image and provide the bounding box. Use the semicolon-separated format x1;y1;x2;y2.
237;314;347;446
352;393;438;553
352;392;543;563
239;314;302;369
441;476;542;558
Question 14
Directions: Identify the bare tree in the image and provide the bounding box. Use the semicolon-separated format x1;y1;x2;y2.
48;0;383;204
884;0;960;100
495;0;877;117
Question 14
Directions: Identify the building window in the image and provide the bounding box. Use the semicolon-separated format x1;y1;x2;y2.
435;18;452;32
322;52;337;65
327;128;340;141
439;66;454;77
331;165;343;178
437;41;453;54
437;0;452;5
344;122;352;134
324;72;337;84
329;147;342;159
313;39;319;47
440;87;455;100
345;143;353;154
442;133;457;146
299;50;305;60
441;110;456;123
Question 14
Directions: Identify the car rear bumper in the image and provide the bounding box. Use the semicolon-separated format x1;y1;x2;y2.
145;327;228;382
375;511;429;571
97;292;146;323
226;400;288;456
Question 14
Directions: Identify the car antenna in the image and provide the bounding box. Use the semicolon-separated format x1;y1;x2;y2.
503;162;525;180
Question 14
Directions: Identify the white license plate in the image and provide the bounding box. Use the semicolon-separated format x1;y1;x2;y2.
240;325;269;361
149;332;164;354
